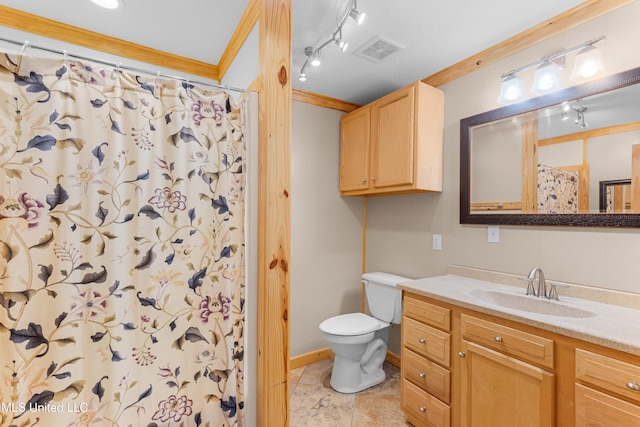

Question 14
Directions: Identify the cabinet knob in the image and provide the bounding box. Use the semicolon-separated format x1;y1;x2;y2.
418;372;426;379
458;351;466;358
419;406;426;413
627;381;640;391
371;177;376;182
418;338;426;344
361;178;367;184
494;336;503;343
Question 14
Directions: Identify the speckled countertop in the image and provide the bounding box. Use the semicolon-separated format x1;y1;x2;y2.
398;265;640;356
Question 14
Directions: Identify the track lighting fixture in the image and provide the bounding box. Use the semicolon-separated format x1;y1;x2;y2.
334;29;349;53
298;0;366;82
560;100;588;129
497;36;605;104
349;4;366;25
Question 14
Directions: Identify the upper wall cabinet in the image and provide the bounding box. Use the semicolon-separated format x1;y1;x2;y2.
340;81;444;196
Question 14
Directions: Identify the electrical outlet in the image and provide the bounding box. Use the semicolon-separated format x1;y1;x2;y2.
432;234;442;251
488;225;500;243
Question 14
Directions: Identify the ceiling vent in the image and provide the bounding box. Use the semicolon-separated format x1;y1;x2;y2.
354;36;403;63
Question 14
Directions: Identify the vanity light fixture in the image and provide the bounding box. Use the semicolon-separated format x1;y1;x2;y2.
570;44;605;81
531;60;563;95
90;0;122;9
497;73;525;104
497;35;605;104
298;0;366;82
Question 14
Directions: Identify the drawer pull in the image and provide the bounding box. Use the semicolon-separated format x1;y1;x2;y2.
419;406;426;413
458;351;466;358
418;338;426;344
418;372;426;379
494;336;503;343
627;381;640;391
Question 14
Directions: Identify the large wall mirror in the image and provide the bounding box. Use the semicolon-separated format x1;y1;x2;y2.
460;66;640;227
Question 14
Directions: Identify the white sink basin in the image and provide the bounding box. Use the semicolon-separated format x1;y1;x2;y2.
468;288;597;318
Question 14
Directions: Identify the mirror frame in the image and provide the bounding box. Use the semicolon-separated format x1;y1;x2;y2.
460;66;640;228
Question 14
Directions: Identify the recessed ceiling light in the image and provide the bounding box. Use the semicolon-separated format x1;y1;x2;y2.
91;0;123;9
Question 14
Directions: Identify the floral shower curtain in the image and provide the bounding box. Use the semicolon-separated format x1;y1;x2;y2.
0;52;245;426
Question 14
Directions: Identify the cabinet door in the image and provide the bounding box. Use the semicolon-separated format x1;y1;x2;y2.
340;106;370;193
460;340;555;427
575;383;640;426
371;85;415;189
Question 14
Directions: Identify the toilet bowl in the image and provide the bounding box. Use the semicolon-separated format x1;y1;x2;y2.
319;272;409;393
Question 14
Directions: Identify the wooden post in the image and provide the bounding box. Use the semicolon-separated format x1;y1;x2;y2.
521;112;539;213
631;145;640;212
257;0;291;426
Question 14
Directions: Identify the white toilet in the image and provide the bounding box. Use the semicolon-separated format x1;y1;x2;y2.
319;272;409;393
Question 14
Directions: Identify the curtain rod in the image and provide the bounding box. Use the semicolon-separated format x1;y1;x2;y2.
0;36;248;94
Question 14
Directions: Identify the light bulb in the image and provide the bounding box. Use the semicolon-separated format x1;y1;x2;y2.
91;0;122;9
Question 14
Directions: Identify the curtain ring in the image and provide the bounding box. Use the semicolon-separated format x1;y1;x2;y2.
111;62;121;80
20;40;30;55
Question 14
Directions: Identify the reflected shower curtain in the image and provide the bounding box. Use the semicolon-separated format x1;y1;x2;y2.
0;52;245;426
537;164;579;213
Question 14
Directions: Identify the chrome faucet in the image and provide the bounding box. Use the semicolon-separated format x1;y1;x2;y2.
527;267;547;298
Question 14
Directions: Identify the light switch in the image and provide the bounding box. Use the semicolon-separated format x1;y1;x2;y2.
488;225;500;243
433;234;442;251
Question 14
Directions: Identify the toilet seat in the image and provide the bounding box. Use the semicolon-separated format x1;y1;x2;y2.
319;312;387;336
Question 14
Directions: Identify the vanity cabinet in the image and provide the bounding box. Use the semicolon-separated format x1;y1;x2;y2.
401;294;451;427
339;81;444;196
575;348;640;426
400;290;640;427
459;315;555;427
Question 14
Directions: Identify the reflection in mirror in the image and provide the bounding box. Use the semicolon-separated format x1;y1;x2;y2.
460;66;640;227
599;179;632;212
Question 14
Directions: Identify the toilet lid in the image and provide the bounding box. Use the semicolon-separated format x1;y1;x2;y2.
319;313;383;336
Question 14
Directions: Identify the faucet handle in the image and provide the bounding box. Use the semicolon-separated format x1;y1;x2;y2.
517;276;537;296
547;281;569;300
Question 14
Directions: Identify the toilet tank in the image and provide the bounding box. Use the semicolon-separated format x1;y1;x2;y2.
362;272;410;325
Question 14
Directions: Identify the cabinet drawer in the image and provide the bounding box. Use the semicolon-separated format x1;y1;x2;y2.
576;348;640;404
576;383;640;426
402;379;450;427
403;348;450;404
461;314;554;369
404;294;451;331
404;316;450;367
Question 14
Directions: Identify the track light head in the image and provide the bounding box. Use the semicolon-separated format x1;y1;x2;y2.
334;37;349;52
349;7;366;25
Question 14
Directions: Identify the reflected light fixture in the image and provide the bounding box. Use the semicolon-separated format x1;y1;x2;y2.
496;35;605;104
90;0;122;9
497;74;525;104
298;0;365;82
531;60;563;95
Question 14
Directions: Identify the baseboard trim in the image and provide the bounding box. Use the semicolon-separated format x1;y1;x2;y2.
386;351;401;368
290;348;401;370
290;348;333;370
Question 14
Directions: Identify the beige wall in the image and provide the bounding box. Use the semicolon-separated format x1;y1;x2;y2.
366;0;640;315
290;101;364;357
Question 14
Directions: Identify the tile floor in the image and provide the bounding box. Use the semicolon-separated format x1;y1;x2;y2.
289;358;411;427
